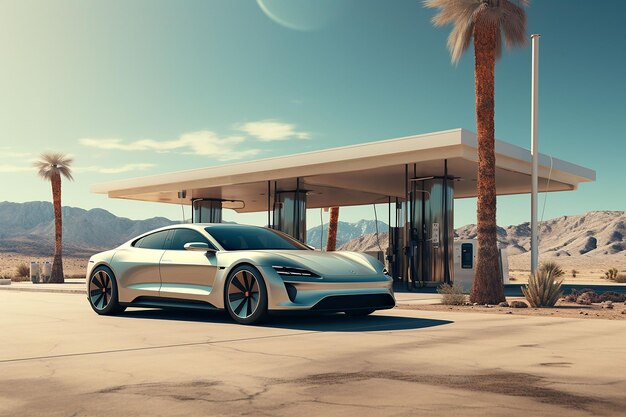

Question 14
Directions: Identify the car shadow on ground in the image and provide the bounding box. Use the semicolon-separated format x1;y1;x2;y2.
119;308;452;332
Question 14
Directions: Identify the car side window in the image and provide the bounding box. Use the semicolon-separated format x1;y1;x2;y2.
134;230;170;250
169;229;215;251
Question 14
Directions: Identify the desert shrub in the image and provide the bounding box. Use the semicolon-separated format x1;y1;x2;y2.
566;288;599;304
571;269;578;278
539;261;565;278
522;269;563;307
0;274;12;280
598;291;626;303
568;289;626;304
437;283;466;305
576;293;593;305
562;292;578;303
604;268;619;280
614;274;626;283
16;263;30;278
11;275;29;282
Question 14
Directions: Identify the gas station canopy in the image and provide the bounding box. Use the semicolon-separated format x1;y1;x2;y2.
91;128;595;212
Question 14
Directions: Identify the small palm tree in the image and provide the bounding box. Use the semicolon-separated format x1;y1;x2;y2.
34;153;73;283
424;0;527;304
326;207;340;251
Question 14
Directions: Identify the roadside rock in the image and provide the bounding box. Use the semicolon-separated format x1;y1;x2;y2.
602;301;614;309
509;300;528;308
498;301;509;307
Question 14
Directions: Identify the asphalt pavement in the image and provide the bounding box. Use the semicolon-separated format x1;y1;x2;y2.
1;291;624;417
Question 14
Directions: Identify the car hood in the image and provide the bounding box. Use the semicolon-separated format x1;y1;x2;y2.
268;250;381;276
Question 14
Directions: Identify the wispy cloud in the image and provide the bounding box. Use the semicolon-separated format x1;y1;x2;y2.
0;163;155;174
79;131;261;161
0;147;32;159
237;120;311;141
73;163;156;174
0;165;32;173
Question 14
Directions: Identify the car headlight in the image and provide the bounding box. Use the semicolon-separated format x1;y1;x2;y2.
272;266;319;278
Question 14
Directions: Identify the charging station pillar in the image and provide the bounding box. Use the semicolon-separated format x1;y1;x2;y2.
408;177;454;286
192;199;223;223
272;190;307;243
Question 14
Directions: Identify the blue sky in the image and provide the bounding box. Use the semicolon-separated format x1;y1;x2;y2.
0;0;623;228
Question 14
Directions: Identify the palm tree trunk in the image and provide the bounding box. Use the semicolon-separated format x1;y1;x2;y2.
470;20;504;304
50;173;64;283
326;207;340;251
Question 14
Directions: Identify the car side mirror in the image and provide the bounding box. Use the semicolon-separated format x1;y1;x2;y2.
184;242;215;252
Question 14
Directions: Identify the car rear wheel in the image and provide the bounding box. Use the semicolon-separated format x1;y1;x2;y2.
344;309;375;317
225;265;268;325
88;266;126;315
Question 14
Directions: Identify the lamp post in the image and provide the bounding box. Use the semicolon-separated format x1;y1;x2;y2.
531;34;541;274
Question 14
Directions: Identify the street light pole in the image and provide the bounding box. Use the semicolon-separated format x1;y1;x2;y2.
531;34;541;275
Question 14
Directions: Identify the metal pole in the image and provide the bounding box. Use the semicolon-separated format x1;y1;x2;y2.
531;34;541;274
267;181;271;228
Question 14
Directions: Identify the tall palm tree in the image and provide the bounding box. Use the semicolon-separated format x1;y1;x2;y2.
424;0;527;304
34;153;73;283
326;207;340;251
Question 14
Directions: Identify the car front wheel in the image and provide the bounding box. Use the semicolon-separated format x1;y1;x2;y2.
224;265;268;325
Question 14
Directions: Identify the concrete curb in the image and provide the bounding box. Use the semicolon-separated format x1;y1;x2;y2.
0;285;85;295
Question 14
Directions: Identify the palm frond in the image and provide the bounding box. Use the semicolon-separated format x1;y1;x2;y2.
423;0;528;64
33;152;74;181
448;17;475;64
500;0;527;48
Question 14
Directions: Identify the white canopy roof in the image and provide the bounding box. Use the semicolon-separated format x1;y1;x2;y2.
91;128;595;213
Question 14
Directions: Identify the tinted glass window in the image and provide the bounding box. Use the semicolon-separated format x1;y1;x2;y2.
205;226;308;251
169;228;215;250
461;243;473;269
134;231;169;250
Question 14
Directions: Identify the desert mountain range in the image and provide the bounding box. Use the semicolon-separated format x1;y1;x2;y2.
1;202;624;268
0;201;174;256
340;211;626;259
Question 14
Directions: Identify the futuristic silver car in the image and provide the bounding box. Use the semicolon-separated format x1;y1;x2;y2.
86;224;395;324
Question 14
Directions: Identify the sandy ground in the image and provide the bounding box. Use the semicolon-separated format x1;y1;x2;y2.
1;291;625;417
399;297;626;320
0;252;88;278
507;252;626;283
2;250;626;284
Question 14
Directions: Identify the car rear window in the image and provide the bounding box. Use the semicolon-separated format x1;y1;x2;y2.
134;230;169;250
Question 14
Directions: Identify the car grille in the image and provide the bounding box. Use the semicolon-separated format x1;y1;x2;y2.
311;294;395;311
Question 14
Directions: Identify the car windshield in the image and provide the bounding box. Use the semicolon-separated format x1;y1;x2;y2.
205;226;309;251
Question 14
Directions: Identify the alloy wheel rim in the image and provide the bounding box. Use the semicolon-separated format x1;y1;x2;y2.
228;270;260;319
89;270;112;310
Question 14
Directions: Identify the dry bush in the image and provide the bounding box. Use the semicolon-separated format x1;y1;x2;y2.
598;291;626;302
604;268;619;280
437;283;466;305
522;269;563;307
11;275;29;282
16;263;30;278
563;289;626;304
576;293;593;305
539;261;565;278
613;274;626;283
